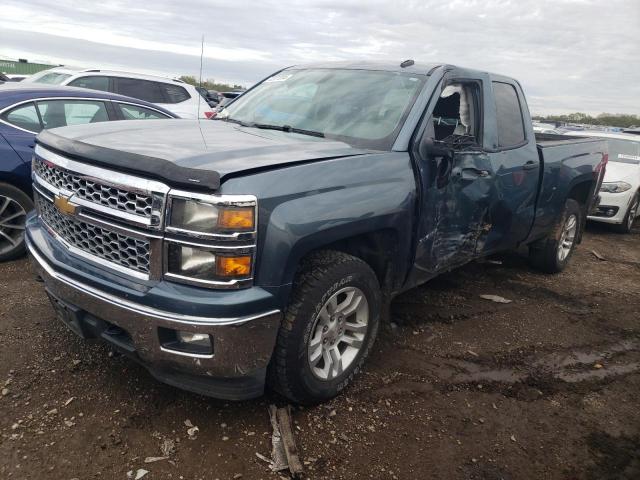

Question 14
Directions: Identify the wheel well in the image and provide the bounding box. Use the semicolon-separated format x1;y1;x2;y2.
305;229;399;292
568;181;593;207
0;177;33;199
567;180;594;243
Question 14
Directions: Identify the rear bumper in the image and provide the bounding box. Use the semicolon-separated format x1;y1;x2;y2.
26;227;282;401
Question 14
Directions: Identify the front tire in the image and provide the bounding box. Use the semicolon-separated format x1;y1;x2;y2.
269;250;381;404
0;183;33;262
612;192;639;234
529;198;582;273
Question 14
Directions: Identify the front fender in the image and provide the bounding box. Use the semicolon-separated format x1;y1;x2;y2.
219;152;417;289
260;186;414;287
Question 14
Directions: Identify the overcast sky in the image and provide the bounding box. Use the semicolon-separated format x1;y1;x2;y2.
1;0;638;115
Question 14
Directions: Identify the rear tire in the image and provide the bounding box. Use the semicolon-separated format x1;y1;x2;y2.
611;192;639;234
269;250;381;404
0;183;33;262
528;198;582;273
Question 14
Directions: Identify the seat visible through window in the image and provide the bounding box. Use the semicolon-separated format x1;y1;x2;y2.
36;100;109;129
431;82;479;147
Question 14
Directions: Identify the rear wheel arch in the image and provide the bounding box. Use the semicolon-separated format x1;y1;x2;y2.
528;198;582;273
567;179;594;242
567;179;594;206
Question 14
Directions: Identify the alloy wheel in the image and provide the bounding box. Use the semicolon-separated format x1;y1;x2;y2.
307;286;369;381
557;213;577;262
0;195;27;256
627;197;639;230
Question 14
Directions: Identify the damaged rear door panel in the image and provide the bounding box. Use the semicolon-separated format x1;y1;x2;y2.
406;66;605;288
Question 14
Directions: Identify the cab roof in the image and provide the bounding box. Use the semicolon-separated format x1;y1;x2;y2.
286;60;444;76
284;61;517;84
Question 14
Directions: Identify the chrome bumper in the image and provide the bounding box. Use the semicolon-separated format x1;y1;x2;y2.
27;238;282;399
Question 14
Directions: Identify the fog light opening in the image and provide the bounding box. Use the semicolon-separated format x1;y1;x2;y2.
158;327;213;357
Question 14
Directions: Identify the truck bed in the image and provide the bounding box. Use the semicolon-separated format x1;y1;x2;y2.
535;132;605;148
529;133;607;239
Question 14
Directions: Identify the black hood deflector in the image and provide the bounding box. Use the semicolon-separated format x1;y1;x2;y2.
36;130;221;191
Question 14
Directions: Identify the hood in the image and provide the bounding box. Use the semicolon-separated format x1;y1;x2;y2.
36;119;370;191
603;160;640;185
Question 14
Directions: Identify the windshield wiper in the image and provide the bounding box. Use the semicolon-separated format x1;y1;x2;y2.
252;123;325;138
219;117;250;126
223;118;325;138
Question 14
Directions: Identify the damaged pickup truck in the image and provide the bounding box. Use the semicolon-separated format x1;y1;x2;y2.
26;62;607;403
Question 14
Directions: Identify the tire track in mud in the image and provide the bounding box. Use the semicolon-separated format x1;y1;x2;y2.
367;339;640;399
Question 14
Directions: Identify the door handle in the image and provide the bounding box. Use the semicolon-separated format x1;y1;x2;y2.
460;167;490;180
523;161;538;170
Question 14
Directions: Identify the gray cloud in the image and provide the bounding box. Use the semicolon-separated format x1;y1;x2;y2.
1;0;638;114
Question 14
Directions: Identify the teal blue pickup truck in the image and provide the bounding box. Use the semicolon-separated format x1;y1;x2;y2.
26;61;607;403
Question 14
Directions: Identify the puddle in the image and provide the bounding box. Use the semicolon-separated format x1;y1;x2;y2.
533;340;640;369
557;363;640;382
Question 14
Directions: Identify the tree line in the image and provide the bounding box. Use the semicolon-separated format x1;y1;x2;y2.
533;113;639;128
179;75;244;92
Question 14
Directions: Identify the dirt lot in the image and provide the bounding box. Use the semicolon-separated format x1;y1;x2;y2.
1;224;639;480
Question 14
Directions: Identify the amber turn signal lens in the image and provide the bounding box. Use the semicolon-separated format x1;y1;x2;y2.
217;207;254;230
216;255;252;277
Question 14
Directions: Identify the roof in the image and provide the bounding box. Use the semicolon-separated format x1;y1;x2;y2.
283;61;516;84
32;66;185;84
0;84;177;117
286;60;444;76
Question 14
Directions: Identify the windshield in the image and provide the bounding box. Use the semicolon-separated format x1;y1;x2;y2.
222;68;426;149
27;72;72;85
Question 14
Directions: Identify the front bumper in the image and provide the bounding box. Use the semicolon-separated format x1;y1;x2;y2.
587;190;634;224
26;222;282;401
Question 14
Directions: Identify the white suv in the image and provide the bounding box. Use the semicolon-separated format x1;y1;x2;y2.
24;68;213;119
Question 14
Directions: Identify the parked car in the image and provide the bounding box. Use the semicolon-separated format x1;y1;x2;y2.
0;84;177;261
532;122;561;135
25;61;606;404
564;130;640;232
23;68;213;119
211;91;245;117
195;86;219;108
6;75;29;82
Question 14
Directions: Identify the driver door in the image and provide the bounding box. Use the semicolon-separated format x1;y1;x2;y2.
410;70;496;282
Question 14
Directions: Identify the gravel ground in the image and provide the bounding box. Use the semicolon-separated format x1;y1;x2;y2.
1;224;639;480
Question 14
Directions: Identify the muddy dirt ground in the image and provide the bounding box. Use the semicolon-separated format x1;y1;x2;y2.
1;224;639;480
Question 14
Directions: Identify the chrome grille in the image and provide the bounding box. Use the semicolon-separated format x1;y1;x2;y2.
34;159;153;218
37;195;150;274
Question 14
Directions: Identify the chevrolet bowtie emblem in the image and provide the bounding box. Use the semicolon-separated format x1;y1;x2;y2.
53;194;78;216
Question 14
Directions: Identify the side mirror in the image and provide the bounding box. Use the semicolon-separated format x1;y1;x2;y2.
420;137;452;159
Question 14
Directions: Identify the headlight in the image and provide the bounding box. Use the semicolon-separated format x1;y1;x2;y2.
600;181;632;194
166;243;252;283
164;192;257;288
168;197;255;234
